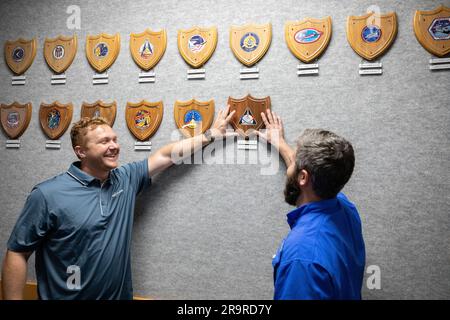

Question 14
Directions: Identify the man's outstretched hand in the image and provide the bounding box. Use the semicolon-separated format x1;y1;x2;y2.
210;105;238;139
257;109;286;149
257;109;296;169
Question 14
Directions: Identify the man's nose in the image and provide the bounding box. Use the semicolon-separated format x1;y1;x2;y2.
110;141;120;150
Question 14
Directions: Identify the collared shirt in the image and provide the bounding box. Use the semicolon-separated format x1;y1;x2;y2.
272;193;366;300
7;159;151;299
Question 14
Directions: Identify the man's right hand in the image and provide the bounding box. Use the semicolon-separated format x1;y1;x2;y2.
257;109;296;169
258;109;286;149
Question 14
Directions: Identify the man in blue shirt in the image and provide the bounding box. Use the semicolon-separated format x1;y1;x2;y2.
1;106;236;299
257;110;365;300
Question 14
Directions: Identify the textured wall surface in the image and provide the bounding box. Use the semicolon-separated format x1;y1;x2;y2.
0;0;449;299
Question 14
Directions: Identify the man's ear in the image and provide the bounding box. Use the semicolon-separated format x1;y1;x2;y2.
74;145;86;160
298;169;309;187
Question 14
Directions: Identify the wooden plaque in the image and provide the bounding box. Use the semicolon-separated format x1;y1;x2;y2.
230;23;272;67
228;94;270;137
346;12;397;61
177;26;218;68
0;102;32;139
130;29;167;71
85;33;120;73
126;100;163;141
285;17;332;63
81;100;117;127
44;35;78;74
174;99;214;138
39;101;73;140
4;38;37;75
414;5;450;57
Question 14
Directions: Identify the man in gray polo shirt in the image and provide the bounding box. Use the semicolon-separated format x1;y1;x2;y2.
1;106;236;299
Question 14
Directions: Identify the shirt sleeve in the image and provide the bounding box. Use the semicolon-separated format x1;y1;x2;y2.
274;259;334;300
7;187;54;252
116;159;151;195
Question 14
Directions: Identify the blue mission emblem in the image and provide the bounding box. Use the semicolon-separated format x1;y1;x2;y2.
183;110;202;129
188;35;207;52
12;47;25;62
428;17;450;40
47;109;61;130
94;42;109;58
240;32;260;52
362;25;382;43
295;28;323;44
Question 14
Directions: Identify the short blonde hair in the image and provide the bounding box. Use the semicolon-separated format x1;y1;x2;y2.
70;117;110;148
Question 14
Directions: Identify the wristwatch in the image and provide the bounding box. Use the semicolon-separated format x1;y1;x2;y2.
204;129;215;143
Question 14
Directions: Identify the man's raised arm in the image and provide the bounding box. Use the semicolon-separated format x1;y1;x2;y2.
147;105;236;177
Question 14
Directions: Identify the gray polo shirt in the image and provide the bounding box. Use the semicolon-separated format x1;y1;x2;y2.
7;159;151;299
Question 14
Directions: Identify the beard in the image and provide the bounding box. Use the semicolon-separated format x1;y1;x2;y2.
284;174;301;206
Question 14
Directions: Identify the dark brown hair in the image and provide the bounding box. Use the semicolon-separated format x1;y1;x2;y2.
295;129;355;199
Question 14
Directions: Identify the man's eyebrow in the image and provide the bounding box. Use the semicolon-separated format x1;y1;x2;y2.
97;135;117;141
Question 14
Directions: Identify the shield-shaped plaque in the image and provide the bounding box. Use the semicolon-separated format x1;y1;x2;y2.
39;101;73;140
130;29;167;71
85;33;120;73
174;99;214;138
414;5;450;57
4;38;37;75
177;26;218;68
230;23;272;67
0;102;32;139
81;100;117;127
126;100;164;141
346;12;397;61
44;35;78;74
285;17;332;63
228;94;271;137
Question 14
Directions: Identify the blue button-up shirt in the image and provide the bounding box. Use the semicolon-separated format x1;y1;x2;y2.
272;193;365;299
7;159;151;299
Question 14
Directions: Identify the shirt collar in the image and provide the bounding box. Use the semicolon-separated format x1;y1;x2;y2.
67;161;113;186
286;196;339;229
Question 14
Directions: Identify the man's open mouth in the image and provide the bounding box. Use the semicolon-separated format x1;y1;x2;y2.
105;153;118;159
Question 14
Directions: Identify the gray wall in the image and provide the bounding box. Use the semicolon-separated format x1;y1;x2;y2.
0;0;449;299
